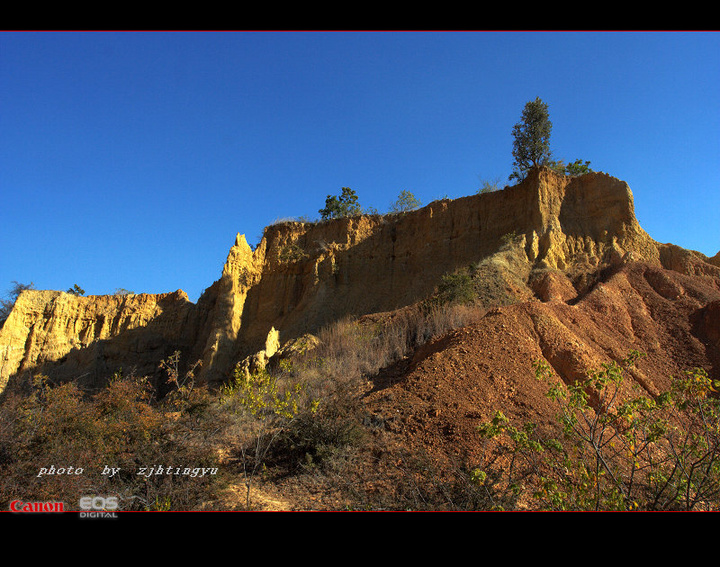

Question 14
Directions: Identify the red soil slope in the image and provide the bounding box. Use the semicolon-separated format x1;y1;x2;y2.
361;261;720;474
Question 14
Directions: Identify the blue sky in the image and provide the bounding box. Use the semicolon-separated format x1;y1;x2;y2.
1;31;718;302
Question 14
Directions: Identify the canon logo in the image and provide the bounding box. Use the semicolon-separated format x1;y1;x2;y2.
10;500;64;513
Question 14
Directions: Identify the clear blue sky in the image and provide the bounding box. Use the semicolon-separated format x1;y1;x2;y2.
1;31;718;302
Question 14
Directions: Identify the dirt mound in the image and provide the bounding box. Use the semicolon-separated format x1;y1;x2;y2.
360;260;720;477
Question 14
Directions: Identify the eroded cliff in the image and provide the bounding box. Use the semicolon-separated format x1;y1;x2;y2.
212;168;663;363
1;167;716;393
0;289;196;392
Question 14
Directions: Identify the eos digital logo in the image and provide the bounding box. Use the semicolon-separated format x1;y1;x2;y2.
78;495;119;519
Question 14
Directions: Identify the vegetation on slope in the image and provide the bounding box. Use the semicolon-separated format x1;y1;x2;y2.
477;352;720;511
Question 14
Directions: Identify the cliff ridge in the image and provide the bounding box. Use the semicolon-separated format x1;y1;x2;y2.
1;167;717;394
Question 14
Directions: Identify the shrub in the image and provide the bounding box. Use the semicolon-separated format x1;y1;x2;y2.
478;178;503;194
564;159;593;176
389;190;422;213
220;365;314;509
0;367;225;511
476;352;720;510
547;159;593;177
436;271;476;305
278;242;308;264
66;284;85;296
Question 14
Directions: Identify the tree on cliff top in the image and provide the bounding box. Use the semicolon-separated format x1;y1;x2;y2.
319;187;362;220
509;97;553;182
389;190;422;213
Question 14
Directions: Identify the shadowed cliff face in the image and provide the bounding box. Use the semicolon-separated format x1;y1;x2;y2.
1;168;714;392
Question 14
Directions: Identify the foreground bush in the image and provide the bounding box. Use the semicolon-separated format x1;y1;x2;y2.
0;369;226;511
219;365;316;509
476;352;720;511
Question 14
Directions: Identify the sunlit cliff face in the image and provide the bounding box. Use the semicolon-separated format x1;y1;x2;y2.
5;167;714;394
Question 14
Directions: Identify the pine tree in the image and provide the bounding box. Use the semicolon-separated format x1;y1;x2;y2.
319;187;362;220
510;97;553;182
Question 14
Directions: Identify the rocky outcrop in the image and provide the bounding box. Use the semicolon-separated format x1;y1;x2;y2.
1;167;716;393
216;168;662;358
657;243;720;278
0;290;196;393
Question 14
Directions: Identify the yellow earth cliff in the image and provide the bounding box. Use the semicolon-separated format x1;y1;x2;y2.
1;168;717;394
